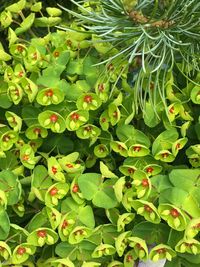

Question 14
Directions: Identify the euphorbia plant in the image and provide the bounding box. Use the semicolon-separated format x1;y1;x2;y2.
0;0;199;267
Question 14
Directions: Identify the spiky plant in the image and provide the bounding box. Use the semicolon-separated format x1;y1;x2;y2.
58;0;200;116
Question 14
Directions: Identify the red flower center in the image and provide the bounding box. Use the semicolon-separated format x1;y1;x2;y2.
157;248;166;254
66;163;73;168
74;229;84;235
22;154;29;161
126;254;133;262
146;167;154;174
136;243;143;250
142;179;149;187
133;146;141;152
45;89;54;97
98;145;105;153
51;166;57;175
84;95;93;103
18;71;24;77
15;88;20;96
70;112;80;121
49;187;58;196
72;184;79;193
17;45;24;53
170;208;180;218
101;117;106;123
54;51;60;57
17;247;26;255
169;107;174;114
107;63;114;71
98;83;104;92
37;230;47;238
34;128;41;135
128;168;135;174
144;205;153;213
50;114;58;123
62;219;69;229
85;126;92;132
113;111;118;118
33;52;37;60
176;143;181;149
162;152;169;158
0;246;5;251
118;144;124;150
2;135;10;142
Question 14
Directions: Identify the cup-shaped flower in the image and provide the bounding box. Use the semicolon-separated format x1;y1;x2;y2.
185;218;200;239
45;182;69;207
128;144;150;157
191;86;200;104
172;138;188;156
122;188;136;212
92;244;116;258
131;200;161;224
95;80;110;103
115;231;131;257
38;110;66;133
58;212;76;241
0;241;11;261
158;204;187;231
10;44;27;58
149;244;176;262
25;124;48;140
119;164;137;177
117;213;135;232
76;93;102;110
12;243;36;264
70;179;85;204
99;110;110;131
21;77;38;102
36;87;64;106
68;226;93;244
108;103;121;126
20;144;37;169
76;124;101;139
123;249;136;267
27;228;58;247
66;110;89;131
47;157;65;182
167;103;181;122
5;111;22;132
154;150;175;163
110;141;128;157
175;238;200;255
14;63;26;80
143;164;162;176
127;236;148;261
94;144;109;158
0;130;18;151
46;206;61;230
132;170;151;199
58;156;84;175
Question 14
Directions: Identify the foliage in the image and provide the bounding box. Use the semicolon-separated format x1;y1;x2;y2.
0;0;199;266
60;0;200;115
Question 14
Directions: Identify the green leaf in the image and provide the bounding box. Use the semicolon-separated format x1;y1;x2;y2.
0;209;10;240
0;170;21;205
15;13;35;35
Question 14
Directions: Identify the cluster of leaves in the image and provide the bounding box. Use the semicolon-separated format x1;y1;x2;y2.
61;0;200;115
0;0;199;266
